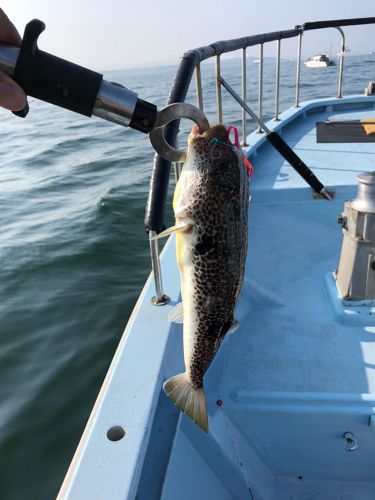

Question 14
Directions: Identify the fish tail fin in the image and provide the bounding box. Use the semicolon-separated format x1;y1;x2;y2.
163;373;208;433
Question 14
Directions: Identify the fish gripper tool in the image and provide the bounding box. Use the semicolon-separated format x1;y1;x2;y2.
0;18;209;162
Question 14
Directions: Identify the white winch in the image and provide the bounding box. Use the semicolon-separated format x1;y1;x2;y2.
336;171;375;300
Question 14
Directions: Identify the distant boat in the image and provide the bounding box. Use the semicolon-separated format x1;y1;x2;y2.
304;53;335;68
253;59;260;64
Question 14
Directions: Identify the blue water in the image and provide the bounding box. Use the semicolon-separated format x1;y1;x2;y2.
0;55;374;499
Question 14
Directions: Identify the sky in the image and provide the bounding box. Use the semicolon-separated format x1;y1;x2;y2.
2;0;375;70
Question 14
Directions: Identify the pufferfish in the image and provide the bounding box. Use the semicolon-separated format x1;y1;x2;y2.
155;124;249;432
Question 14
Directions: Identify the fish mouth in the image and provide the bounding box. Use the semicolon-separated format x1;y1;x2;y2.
189;124;228;144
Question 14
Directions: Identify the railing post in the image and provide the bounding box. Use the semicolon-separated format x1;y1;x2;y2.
241;48;248;146
335;26;345;98
149;232;170;305
295;33;303;107
275;39;281;120
257;43;264;133
195;63;204;111
215;55;223;123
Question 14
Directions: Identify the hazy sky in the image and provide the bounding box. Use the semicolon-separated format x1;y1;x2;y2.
2;1;375;70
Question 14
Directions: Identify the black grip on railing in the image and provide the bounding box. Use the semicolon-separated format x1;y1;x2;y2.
266;132;324;194
301;17;375;31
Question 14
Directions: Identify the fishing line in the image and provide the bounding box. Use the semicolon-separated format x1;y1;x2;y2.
209;135;254;177
219;406;255;500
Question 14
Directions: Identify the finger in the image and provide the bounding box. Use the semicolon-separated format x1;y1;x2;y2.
0;70;26;111
0;8;22;46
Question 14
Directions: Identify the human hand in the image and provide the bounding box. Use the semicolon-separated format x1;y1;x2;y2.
0;9;26;111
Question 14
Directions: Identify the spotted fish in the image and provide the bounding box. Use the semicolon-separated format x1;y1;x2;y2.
156;124;249;432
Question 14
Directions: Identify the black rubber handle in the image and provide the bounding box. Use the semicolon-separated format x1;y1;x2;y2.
266;131;325;194
13;19;103;117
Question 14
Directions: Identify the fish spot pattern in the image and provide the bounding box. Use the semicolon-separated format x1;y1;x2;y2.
183;129;249;390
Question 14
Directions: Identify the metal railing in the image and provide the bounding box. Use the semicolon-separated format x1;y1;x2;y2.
145;17;375;304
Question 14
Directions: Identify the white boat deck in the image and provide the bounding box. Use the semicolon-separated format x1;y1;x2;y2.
59;96;375;500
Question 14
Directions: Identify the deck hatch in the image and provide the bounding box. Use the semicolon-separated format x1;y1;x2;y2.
317;122;375;143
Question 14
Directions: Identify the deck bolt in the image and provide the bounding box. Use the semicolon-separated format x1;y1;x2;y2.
343;431;358;451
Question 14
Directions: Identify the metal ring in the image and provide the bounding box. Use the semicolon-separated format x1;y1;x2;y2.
149;103;209;163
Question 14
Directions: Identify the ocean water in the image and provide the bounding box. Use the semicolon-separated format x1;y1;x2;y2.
0;54;374;499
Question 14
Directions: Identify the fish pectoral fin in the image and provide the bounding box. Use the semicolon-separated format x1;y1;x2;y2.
168;302;184;323
163;373;208;433
228;318;240;334
150;223;193;240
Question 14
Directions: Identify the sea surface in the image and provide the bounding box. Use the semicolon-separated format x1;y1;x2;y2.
0;54;374;499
